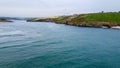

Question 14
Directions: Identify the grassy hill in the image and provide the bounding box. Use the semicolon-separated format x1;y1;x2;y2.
27;12;120;28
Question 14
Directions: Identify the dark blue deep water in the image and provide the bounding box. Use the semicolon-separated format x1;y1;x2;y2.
0;20;120;68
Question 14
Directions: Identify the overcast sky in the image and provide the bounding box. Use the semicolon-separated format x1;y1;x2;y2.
0;0;120;17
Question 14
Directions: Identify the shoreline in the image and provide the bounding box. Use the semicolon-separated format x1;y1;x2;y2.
27;21;120;30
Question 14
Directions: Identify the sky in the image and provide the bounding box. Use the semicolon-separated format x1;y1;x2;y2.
0;0;120;17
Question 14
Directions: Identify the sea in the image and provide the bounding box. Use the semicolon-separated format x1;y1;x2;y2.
0;20;120;68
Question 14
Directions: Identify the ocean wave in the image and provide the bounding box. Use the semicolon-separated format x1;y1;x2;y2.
0;31;25;37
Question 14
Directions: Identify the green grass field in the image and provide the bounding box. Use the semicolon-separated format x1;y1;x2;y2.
85;12;120;23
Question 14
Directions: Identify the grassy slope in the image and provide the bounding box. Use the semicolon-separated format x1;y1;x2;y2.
85;12;120;23
51;12;120;27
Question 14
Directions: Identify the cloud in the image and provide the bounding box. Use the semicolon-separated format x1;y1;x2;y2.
0;0;120;17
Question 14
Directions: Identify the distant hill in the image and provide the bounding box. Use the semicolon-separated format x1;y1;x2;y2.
0;18;12;22
0;17;26;20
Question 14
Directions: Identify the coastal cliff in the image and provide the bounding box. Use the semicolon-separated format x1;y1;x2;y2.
27;12;120;28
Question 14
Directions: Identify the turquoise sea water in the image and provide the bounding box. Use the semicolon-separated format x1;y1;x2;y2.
0;20;120;68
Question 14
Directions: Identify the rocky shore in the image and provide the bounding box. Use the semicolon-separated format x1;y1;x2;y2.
27;12;120;29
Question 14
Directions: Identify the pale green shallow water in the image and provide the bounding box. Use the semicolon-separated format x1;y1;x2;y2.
0;20;120;68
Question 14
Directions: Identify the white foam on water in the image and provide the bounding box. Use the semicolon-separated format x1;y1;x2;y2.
0;31;25;37
111;26;120;29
